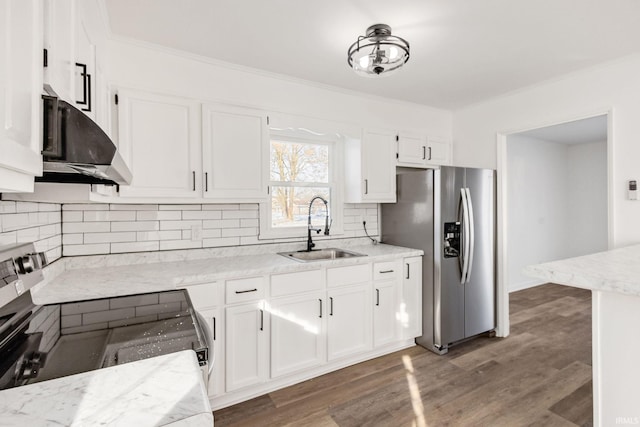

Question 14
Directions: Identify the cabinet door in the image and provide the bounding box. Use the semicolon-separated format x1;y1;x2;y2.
397;132;428;167
43;0;75;103
327;284;372;361
202;104;268;201
0;0;43;192
225;302;268;392
270;292;325;378
401;256;423;339
425;136;451;166
197;307;224;398
373;280;400;347
117;89;201;198
362;129;396;202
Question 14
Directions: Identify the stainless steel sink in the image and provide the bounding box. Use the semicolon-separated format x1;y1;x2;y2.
278;248;367;262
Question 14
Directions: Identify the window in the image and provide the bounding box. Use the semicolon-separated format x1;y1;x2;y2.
260;129;343;239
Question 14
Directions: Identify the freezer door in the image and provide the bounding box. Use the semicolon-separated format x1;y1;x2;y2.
464;168;496;337
437;167;466;346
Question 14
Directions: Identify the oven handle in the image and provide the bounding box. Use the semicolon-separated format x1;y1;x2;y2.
195;311;215;376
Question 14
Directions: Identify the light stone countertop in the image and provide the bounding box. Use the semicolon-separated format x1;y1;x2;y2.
0;350;212;426
33;243;423;305
524;243;640;296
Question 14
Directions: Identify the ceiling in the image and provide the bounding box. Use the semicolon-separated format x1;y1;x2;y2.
516;115;607;145
103;0;640;110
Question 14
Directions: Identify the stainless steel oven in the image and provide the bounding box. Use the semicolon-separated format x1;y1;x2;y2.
0;243;210;390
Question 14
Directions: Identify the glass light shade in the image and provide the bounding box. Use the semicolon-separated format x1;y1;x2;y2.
347;24;410;77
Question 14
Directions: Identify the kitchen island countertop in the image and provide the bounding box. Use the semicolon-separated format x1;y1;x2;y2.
0;350;212;426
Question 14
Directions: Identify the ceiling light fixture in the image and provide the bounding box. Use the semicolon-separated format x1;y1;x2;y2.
347;24;410;77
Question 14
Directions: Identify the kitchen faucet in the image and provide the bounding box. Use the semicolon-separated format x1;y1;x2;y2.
307;196;331;251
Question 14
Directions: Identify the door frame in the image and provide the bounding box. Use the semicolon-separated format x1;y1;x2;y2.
495;109;613;338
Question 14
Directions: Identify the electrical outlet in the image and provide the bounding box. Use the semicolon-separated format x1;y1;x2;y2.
191;224;203;241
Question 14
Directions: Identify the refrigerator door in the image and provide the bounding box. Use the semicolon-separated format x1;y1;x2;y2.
464;168;496;337
437;166;466;347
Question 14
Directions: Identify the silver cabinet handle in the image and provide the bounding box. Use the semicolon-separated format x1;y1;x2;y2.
364;179;369;195
376;289;380;306
259;309;264;331
329;297;334;316
406;263;410;279
235;288;257;294
422;146;426;160
319;299;322;318
428;146;432;160
212;316;216;341
379;270;394;274
192;171;196;191
204;172;209;192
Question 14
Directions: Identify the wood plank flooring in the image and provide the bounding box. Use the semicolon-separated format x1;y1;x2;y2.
213;284;593;426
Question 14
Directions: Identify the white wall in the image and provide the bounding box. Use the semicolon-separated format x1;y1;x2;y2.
567;141;608;256
506;135;569;291
453;53;640;248
506;135;608;291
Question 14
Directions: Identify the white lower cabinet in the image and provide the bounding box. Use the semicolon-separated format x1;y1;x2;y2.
402;256;423;339
373;280;400;347
327;284;372;361
225;301;269;392
269;292;325;378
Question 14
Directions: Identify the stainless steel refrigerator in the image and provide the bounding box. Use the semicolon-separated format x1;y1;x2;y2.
381;167;496;354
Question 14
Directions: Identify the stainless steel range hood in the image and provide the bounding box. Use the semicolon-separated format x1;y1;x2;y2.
40;88;132;185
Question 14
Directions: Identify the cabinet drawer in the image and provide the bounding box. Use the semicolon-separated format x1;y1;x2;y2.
271;270;322;297
226;276;266;304
327;264;371;288
373;261;401;281
183;281;223;310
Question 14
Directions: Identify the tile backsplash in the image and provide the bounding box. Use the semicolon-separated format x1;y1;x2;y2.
0;200;378;259
0;201;63;262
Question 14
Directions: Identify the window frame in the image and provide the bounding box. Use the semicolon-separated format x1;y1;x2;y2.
259;129;344;240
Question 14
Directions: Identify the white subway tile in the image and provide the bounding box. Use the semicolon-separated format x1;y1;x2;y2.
38;203;60;212
63;211;83;222
39;224;58;239
182;229;191;240
158;291;183;304
111;221;159;232
159;240;203;251
45;246;62;263
239;204;259;210
2;213;30;231
61;323;107;334
16;227;39;242
202;237;240;248
108;314;158;328
16;202;40;213
136;210;181;221
63;204;108;211
110;204;159;211
63;243;110;256
84;211;136;222
182;210;222;220
202;204;238;210
221;227;257;238
160;220;202;230
63;233;83;245
47;211;62;224
0;201;17;214
63;222;110;233
60;314;82;328
222;210;259;219
136;230;182;241
239;236;261;245
111;241;160;253
0;231;17;246
84;232;136;244
240;219;259;228
202;229;221;239
202;219;239;229
159;204;201;211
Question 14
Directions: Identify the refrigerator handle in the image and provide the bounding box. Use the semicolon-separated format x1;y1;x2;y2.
464;188;475;284
459;188;471;284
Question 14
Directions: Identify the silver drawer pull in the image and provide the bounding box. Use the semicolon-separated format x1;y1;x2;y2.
235;288;258;294
379;270;394;274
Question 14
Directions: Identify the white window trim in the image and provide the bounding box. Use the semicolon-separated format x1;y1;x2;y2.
259;131;344;240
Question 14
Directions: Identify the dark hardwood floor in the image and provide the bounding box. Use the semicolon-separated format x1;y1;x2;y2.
214;284;593;426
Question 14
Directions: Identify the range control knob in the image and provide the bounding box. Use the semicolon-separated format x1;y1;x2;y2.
16;256;35;274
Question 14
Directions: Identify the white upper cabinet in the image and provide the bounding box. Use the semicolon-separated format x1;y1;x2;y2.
201;104;268;201
0;0;43;192
43;0;74;102
344;128;396;203
117;89;201;198
397;131;451;167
